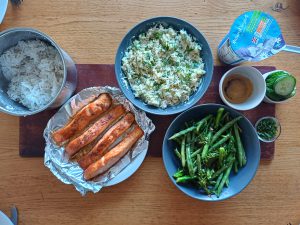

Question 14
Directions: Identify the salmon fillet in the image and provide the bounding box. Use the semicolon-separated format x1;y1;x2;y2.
65;105;125;156
78;113;135;169
84;125;144;180
52;93;112;145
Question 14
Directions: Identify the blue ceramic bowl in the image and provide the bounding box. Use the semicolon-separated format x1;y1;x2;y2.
162;104;261;201
115;17;213;115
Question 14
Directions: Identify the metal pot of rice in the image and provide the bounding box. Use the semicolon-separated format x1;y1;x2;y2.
0;27;77;116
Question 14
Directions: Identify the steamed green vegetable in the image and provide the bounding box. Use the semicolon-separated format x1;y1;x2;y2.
169;108;247;197
266;71;296;101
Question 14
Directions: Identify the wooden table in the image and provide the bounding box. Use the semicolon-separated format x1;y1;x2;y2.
0;1;299;224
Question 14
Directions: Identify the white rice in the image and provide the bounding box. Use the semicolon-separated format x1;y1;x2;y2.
0;39;64;111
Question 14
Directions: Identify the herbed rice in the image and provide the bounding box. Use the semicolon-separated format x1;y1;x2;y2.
122;25;206;108
0;39;64;111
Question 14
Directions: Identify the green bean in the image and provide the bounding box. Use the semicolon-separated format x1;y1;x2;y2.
227;136;236;154
196;154;202;175
211;116;242;145
216;163;233;196
214;107;224;128
176;176;195;183
220;112;229;124
225;177;229;187
234;123;246;167
234;160;238;173
242;152;247;166
190;132;195;152
201;129;213;159
192;159;196;165
169;118;212;140
196;114;213;133
173;169;184;178
174;148;181;159
209;180;217;186
186;133;194;177
214;173;223;190
210;156;234;179
169;126;195;140
218;147;226;165
181;136;186;168
191;148;202;158
193;166;197;174
209;135;231;152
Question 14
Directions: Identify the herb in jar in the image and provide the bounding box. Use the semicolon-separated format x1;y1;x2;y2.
256;118;278;141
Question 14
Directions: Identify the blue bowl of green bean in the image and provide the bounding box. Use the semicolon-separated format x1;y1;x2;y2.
162;103;260;201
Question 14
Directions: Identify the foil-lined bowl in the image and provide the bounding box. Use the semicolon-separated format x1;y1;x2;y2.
44;86;155;195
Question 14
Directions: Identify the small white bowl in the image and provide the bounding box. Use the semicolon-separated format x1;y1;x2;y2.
219;66;266;111
263;70;293;104
255;116;281;143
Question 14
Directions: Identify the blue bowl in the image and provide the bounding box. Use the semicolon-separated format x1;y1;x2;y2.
162;104;261;201
115;17;214;115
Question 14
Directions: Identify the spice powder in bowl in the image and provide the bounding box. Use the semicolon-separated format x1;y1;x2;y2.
222;74;253;104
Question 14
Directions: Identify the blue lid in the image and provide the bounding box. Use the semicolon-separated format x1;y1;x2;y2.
229;10;286;61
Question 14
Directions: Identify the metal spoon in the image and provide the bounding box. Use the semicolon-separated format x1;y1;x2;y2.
283;45;300;54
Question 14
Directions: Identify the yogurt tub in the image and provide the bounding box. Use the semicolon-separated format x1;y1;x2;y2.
218;10;286;65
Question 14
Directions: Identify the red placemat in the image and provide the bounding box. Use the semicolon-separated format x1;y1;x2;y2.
19;64;275;159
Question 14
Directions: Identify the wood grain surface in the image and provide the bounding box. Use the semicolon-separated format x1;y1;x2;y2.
0;0;300;225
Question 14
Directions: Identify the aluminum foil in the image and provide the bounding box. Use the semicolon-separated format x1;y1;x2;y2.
44;86;155;195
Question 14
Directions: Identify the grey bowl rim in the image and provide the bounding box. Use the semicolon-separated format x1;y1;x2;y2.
0;27;67;116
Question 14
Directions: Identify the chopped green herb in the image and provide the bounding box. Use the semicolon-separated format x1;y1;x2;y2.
256;118;278;141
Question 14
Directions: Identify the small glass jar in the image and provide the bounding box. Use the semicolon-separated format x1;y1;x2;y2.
255;116;281;143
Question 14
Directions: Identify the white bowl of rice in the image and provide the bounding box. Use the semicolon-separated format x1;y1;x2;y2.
0;28;77;116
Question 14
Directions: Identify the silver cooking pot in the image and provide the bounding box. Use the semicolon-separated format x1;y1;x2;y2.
0;27;77;116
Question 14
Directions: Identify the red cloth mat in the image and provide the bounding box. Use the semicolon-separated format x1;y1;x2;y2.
19;64;275;159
